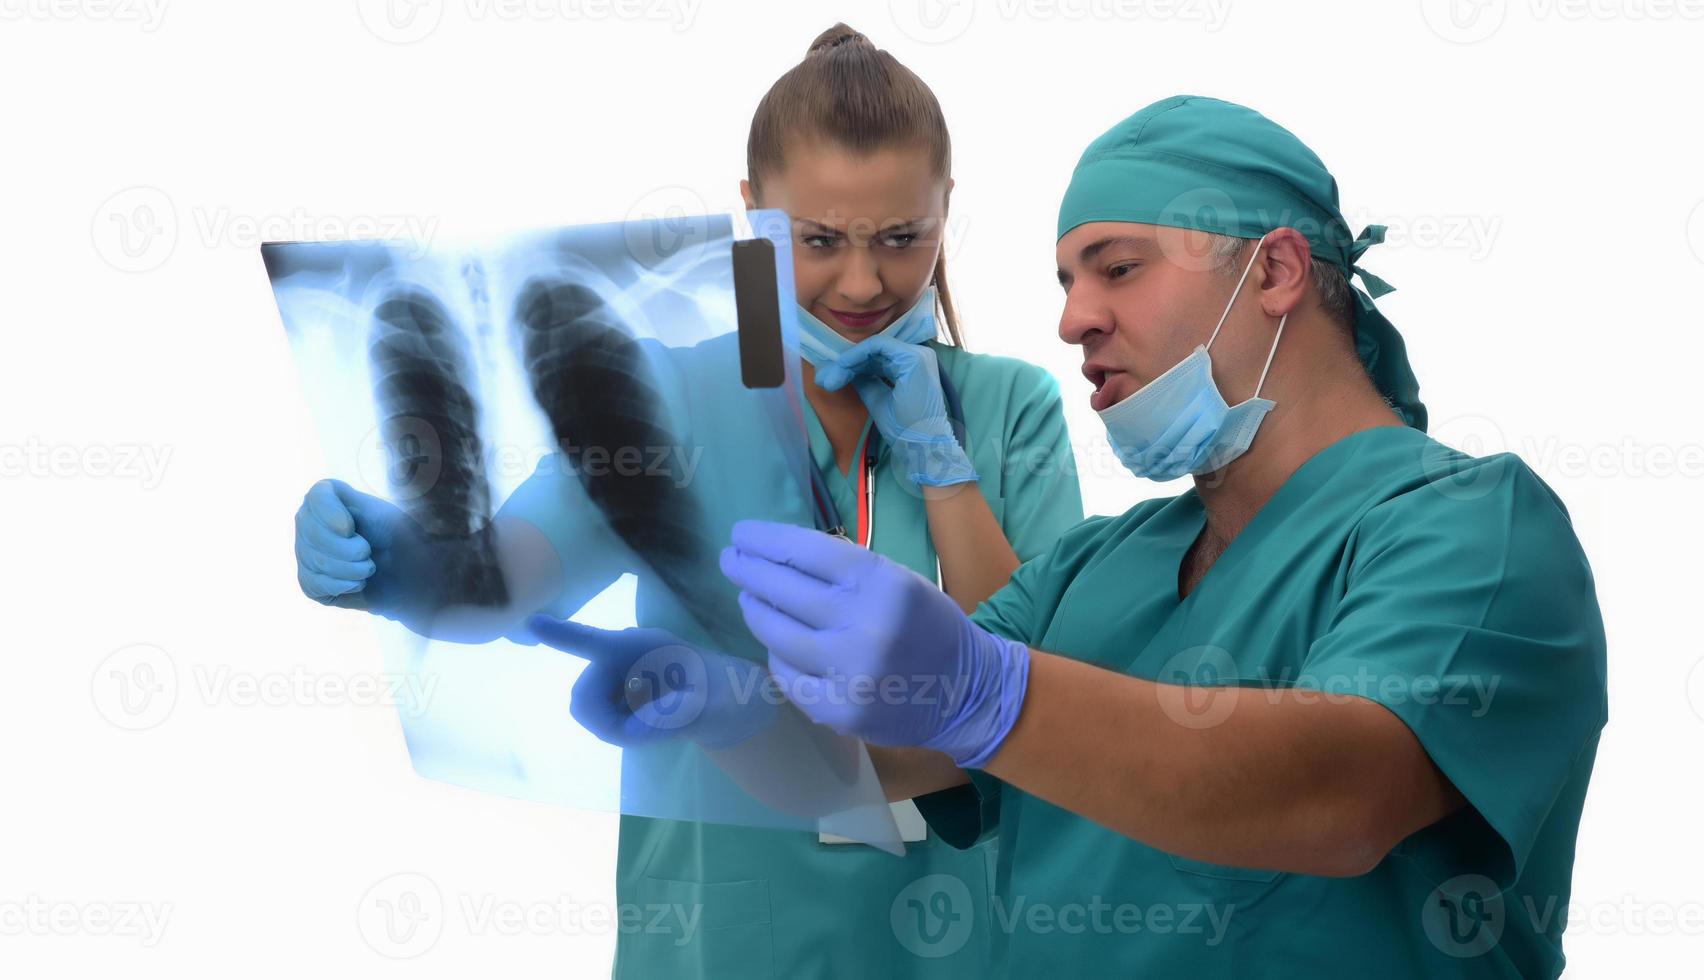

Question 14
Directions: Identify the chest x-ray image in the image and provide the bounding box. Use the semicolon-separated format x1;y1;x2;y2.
265;210;902;853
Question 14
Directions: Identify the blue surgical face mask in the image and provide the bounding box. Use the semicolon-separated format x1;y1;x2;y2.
1096;238;1287;481
795;286;939;366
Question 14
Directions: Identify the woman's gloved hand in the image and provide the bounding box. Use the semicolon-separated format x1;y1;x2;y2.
527;615;779;750
814;336;976;487
718;519;1030;768
293;478;434;623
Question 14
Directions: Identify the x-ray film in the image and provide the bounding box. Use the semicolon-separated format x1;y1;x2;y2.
265;210;902;853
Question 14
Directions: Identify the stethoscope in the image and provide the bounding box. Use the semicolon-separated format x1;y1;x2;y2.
807;366;969;583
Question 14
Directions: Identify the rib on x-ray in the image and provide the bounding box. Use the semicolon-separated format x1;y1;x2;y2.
263;210;902;852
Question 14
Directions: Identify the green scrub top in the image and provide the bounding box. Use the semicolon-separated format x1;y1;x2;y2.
506;335;1084;979
916;424;1607;979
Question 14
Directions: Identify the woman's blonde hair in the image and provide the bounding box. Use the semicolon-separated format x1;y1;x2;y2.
745;23;963;346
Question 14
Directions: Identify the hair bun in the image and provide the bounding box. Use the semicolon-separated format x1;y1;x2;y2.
807;23;869;55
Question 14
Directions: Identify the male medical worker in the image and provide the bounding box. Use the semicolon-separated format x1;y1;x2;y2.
716;96;1608;978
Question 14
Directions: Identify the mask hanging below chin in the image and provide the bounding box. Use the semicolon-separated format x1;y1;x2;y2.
795;286;939;367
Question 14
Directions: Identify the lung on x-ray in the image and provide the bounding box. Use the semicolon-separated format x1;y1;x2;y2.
264;210;902;853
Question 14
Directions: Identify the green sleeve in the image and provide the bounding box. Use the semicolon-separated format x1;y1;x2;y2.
996;362;1084;562
1300;460;1608;889
495;453;627;618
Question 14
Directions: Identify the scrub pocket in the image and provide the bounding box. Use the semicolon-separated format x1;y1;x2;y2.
1164;854;1287;908
1157;855;1284;950
1164;855;1283;884
616;876;774;980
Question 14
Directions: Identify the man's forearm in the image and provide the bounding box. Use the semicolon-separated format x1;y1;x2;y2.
867;745;969;802
982;650;1464;877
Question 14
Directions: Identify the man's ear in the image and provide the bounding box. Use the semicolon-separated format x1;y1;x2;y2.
738;178;757;211
1258;227;1312;318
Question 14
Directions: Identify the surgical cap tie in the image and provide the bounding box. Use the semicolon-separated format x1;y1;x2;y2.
1345;224;1395;301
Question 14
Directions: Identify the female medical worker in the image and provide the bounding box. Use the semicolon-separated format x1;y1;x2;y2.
292;23;1083;979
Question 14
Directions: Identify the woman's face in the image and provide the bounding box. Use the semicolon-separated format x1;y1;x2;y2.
743;142;950;342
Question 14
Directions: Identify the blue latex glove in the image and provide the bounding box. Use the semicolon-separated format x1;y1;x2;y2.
717;519;1029;768
526;614;778;750
813;336;977;487
293;478;436;624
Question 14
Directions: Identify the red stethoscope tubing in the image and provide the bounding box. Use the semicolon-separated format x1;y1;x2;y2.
852;427;874;548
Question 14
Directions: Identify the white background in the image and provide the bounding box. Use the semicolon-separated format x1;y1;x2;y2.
3;0;1701;976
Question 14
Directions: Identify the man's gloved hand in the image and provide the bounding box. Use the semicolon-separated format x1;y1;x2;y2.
293;478;436;623
717;519;1029;768
814;336;976;487
527;615;778;750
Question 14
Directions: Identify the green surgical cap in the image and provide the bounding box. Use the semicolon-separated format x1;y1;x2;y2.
1057;95;1426;431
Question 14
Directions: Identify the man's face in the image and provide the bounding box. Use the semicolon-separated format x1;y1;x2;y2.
1055;222;1262;412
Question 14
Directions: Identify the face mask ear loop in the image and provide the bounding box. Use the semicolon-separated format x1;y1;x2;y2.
1205;235;1267;352
1251;312;1288;400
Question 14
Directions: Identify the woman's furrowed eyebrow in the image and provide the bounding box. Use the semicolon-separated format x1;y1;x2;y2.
878;218;933;234
796;217;933;237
